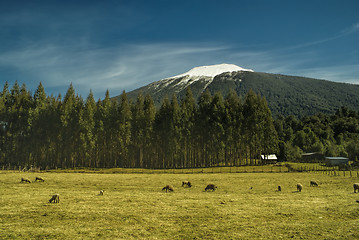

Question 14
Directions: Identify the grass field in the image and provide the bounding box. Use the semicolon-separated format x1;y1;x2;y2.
1;171;358;239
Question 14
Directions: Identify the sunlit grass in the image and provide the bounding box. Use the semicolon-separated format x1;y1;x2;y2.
43;164;291;174
0;171;358;239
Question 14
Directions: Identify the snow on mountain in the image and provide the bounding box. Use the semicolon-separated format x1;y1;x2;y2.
170;63;254;78
150;64;254;93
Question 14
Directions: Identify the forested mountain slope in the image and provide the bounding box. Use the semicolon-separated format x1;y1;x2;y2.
118;71;359;118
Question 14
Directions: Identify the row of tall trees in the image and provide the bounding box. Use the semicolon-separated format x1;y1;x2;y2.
0;82;278;169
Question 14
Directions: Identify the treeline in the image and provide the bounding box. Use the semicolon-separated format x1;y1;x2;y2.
275;107;359;164
2;82;359;170
0;82;278;169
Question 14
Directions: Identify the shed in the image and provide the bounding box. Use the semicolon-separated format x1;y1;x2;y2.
301;152;325;163
325;157;349;166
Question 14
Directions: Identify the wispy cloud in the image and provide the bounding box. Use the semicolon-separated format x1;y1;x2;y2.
267;21;359;53
0;42;230;98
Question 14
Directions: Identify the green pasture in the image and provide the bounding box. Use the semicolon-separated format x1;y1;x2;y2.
0;171;358;239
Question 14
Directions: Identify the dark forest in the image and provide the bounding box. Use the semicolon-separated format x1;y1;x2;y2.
1;81;359;169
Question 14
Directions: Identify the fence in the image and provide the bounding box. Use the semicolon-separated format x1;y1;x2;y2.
1;164;359;178
313;169;359;178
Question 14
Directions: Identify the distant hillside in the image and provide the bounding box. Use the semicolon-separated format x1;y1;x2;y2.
113;70;359;118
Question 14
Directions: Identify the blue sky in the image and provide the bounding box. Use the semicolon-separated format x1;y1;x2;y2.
0;0;358;99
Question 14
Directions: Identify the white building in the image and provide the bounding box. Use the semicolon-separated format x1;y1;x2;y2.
261;154;277;163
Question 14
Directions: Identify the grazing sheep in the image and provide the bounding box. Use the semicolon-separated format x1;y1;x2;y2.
21;177;31;183
354;183;359;193
35;177;45;182
205;184;217;191
49;194;60;203
297;183;303;192
278;185;282;192
310;181;319;187
182;181;192;188
99;190;105;195
162;185;174;192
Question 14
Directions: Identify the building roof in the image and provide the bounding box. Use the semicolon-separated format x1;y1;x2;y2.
261;154;277;160
302;152;322;156
325;157;349;160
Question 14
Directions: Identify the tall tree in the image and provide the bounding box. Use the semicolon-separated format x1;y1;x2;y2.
208;92;226;166
154;96;171;168
8;82;33;168
224;89;242;166
179;87;196;168
95;90;112;168
142;94;156;168
29;82;49;168
79;90;96;167
259;96;279;162
0;82;10;165
170;94;181;168
116;91;132;167
60;84;82;168
242;90;278;165
130;93;145;168
195;89;212;167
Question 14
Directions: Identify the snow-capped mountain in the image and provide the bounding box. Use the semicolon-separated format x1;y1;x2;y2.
113;64;359;118
150;64;253;93
169;63;253;78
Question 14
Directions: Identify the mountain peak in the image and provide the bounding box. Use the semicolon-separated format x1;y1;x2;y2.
170;63;254;78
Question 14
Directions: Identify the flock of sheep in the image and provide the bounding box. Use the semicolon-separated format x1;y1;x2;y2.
162;182;217;192
21;177;59;203
165;180;359;194
21;177;44;183
164;180;359;195
20;176;359;203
